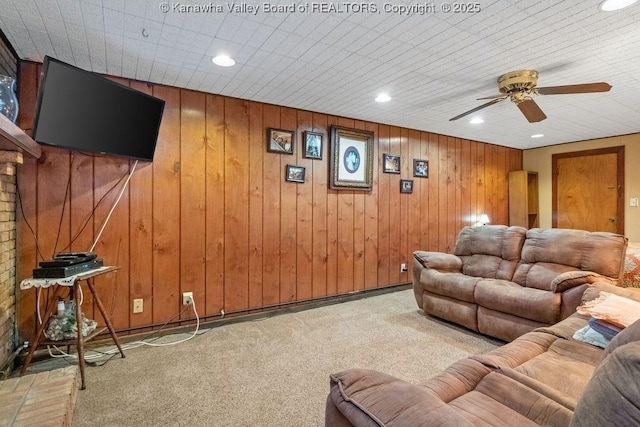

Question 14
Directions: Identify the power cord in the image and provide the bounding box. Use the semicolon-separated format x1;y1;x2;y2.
38;292;200;363
89;160;137;252
15;154;135;259
51;153;75;258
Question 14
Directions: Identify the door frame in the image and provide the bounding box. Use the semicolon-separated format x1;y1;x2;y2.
552;146;624;234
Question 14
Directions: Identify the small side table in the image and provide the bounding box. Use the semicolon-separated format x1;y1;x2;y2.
19;266;126;389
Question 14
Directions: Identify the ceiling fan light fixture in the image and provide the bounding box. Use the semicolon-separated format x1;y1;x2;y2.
531;134;544;138
450;68;610;124
599;0;638;11
375;93;392;103
469;117;484;124
212;55;236;67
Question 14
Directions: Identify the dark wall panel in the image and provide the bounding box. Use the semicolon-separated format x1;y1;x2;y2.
0;29;18;80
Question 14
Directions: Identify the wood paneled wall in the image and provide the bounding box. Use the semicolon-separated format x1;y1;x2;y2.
15;62;522;338
0;29;17;80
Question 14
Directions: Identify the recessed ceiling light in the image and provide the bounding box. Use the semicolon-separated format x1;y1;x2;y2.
531;134;544;138
469;117;484;124
212;55;236;67
375;94;391;103
599;0;638;11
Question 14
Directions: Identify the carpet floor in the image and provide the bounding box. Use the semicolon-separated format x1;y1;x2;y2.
69;289;501;426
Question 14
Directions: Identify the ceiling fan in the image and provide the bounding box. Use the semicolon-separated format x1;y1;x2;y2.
449;70;612;123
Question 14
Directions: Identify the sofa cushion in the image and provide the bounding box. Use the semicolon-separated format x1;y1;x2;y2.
514;262;578;291
495;367;578;411
511;339;599;400
571;341;640;427
477;308;547;342
512;229;628;290
423;292;478;332
475;279;561;324
421;270;480;303
470;331;558;368
450;372;572;426
453;225;526;280
329;369;477;426
537;313;591;340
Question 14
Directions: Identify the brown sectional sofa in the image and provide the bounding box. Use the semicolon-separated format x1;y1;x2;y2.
326;283;640;426
412;225;628;342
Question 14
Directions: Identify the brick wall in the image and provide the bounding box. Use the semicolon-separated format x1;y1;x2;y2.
0;151;21;373
0;28;19;375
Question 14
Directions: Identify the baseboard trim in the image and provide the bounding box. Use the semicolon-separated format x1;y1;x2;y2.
24;283;412;364
116;282;412;344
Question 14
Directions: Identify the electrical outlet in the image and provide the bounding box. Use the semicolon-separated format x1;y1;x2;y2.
401;263;408;272
182;292;193;306
133;299;143;313
631;197;639;207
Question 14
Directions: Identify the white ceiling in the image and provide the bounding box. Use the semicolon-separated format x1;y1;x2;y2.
1;0;640;149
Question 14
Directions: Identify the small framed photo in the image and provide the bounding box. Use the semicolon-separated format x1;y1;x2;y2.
383;154;401;174
400;179;414;193
267;128;294;155
285;164;305;183
413;159;429;178
303;131;323;160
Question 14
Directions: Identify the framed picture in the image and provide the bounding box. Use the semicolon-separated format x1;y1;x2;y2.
303;131;323;160
285;164;305;183
413;159;429;178
267;128;294;154
329;126;375;191
383;154;401;174
400;179;414;193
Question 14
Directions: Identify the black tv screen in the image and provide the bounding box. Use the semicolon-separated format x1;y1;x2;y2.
32;56;165;162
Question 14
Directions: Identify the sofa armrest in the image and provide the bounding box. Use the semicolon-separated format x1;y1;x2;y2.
414;251;462;272
571;341;640;427
328;369;474;427
551;271;615;293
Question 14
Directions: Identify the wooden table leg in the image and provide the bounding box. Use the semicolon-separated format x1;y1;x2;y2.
74;282;86;390
86;278;125;358
20;286;68;376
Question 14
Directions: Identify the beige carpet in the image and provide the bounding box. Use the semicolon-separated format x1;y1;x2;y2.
70;289;501;426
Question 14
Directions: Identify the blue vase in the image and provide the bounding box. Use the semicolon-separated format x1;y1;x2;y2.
0;74;19;123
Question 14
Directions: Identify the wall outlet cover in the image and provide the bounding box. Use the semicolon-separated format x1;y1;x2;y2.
182;292;193;306
133;299;143;313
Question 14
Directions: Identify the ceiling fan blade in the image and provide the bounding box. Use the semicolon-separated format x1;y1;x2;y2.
449;97;507;121
517;98;547;123
537;82;611;95
476;94;504;100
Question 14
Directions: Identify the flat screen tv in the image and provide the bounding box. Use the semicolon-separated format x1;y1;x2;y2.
32;56;165;162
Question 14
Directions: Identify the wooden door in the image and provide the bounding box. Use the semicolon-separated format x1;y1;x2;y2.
552;147;624;234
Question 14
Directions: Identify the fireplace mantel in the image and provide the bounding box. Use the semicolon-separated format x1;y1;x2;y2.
0;113;41;159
